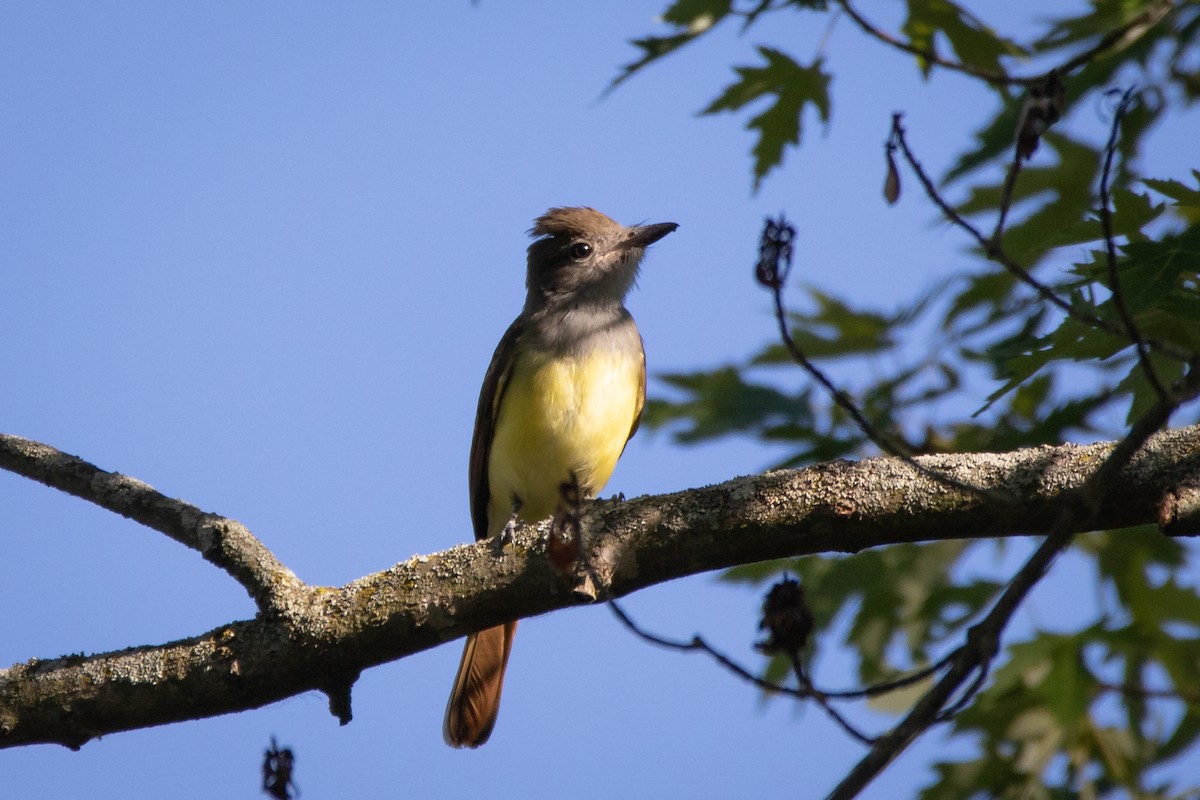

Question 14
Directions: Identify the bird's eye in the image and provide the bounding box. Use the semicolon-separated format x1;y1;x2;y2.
569;242;592;260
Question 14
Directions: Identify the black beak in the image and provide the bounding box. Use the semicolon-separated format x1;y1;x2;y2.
621;222;678;250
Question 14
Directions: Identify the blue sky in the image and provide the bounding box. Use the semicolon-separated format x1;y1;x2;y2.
3;3;1198;798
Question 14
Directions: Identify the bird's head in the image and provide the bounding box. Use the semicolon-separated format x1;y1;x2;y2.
525;207;677;310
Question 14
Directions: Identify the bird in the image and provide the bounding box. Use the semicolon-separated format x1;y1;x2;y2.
443;206;677;748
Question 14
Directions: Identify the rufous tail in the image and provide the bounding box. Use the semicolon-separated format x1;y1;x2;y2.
443;622;517;747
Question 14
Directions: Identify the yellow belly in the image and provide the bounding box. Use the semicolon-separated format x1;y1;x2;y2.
487;346;642;533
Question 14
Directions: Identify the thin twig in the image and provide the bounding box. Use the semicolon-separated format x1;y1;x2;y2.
591;546;976;745
585;550;906;743
891;115;1193;363
1098;86;1168;401
836;0;1013;84
837;0;1175;87
850;655;956;699
789;653;876;745
602;595;881;744
990;152;1025;244
756;215;1011;502
601;590;808;698
890;115;1080;319
607;581;952;700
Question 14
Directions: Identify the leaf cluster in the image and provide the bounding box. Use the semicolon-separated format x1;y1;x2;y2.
617;1;1200;796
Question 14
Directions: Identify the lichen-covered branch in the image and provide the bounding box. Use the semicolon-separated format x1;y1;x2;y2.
0;435;302;613
2;426;1199;750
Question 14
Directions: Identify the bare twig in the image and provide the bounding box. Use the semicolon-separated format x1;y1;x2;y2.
788;653;876;746
849;657;956;700
600;591;810;699
598;586;879;744
1098;86;1168;400
990;154;1025;243
592;561;934;744
755;214;1010;502
0;434;300;613
888;115;1083;321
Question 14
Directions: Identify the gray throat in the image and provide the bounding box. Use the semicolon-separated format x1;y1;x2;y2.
522;302;641;359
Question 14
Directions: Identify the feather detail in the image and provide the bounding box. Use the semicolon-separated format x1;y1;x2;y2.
443;622;517;748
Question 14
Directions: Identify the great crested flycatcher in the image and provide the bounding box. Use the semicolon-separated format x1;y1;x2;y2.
443;207;677;748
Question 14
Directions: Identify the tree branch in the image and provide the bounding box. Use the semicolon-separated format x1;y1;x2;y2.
3;426;1200;750
0;435;302;615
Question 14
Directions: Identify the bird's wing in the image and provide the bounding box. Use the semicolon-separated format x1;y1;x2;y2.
468;318;525;541
622;332;647;451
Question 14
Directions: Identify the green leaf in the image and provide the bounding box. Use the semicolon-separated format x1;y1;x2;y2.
612;33;705;92
1107;224;1200;311
701;47;831;190
723;558;798;585
1143;170;1200;218
828;543;984;680
945;269;1019;324
1086;525;1187;573
609;0;733;91
1115;351;1186;426
644;366;812;443
1049;188;1164;250
1143;171;1200;201
921;756;1013;800
1036;2;1171;112
945;7;1177;185
1159;703;1200;762
1041;636;1092;725
1035;0;1135;51
901;0;1026;79
1074;222;1200;355
751;290;897;363
660;0;732;26
944;101;1021;184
